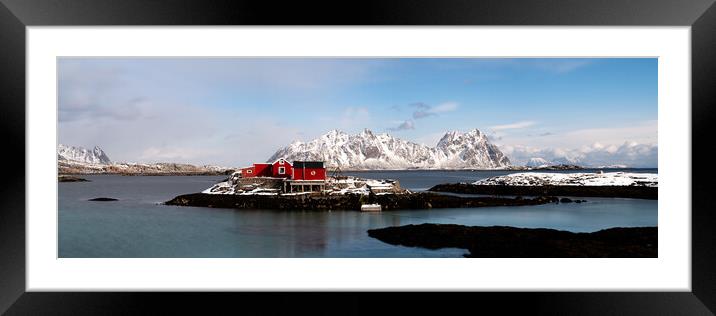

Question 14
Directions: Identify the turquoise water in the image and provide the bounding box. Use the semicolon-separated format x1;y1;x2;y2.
58;170;657;258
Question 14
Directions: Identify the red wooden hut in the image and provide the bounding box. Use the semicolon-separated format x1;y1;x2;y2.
238;158;326;182
240;163;272;178
270;158;292;178
291;161;326;181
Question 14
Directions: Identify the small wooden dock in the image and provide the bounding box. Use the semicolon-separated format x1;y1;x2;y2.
360;203;382;212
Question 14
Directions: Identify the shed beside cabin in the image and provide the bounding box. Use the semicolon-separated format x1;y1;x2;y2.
292;161;326;181
240;163;272;178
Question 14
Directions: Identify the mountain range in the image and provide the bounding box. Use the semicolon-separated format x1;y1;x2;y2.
268;128;510;170
57;144;231;175
58;144;112;164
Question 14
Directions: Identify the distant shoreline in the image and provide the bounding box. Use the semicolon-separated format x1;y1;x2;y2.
58;172;230;176
429;183;657;200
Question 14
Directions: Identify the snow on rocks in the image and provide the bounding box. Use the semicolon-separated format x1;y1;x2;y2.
326;177;402;195
202;174;405;196
474;172;658;187
58;144;111;164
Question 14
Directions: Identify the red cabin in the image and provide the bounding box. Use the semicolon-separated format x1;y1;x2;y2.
292;161;326;180
240;163;272;178
238;158;326;181
270;158;293;178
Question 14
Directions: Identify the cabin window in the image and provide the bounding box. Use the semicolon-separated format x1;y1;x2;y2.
279;159;285;165
278;167;286;174
247;170;253;174
310;170;316;176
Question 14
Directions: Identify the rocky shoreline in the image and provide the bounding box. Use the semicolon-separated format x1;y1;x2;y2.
164;192;559;211
59;161;234;176
58;175;90;182
367;223;657;257
58;171;232;176
506;164;584;171
429;183;657;200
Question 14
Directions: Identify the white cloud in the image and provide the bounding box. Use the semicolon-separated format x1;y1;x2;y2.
500;141;657;168
138;146;220;163
495;120;657;150
327;106;371;130
490;121;537;131
431;102;459;113
59;101;224;164
560;121;657;146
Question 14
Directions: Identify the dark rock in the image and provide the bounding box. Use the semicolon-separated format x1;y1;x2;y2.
164;192;559;211
560;197;573;203
88;197;118;201
429;183;657;200
58;175;90;182
367;224;657;258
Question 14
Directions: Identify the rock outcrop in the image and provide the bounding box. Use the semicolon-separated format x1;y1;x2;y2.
368;223;657;257
165;192;558;211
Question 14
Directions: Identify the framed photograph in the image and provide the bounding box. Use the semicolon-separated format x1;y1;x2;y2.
2;0;715;314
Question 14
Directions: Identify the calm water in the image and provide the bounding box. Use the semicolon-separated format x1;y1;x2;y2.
59;169;657;258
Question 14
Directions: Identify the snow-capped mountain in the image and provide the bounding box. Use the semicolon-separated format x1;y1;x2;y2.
525;157;550;168
268;128;510;170
57;144;233;175
58;144;111;164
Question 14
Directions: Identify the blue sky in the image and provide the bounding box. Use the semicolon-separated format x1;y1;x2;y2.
58;58;657;167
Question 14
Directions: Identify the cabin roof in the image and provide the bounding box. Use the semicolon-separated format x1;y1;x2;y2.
269;158;293;166
293;161;325;168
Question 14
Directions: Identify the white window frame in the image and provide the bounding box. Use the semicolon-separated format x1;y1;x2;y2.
278;166;285;175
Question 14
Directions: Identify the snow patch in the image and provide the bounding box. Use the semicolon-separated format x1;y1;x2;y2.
58;144;111;164
474;172;658;187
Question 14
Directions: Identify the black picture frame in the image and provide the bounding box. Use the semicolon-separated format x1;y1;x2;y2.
1;0;714;314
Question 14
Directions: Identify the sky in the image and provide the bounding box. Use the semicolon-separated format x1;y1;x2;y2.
58;58;657;167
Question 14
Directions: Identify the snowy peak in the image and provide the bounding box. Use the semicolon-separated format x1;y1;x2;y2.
436;130;461;148
526;157;550;168
91;146;111;164
268;128;510;170
437;129;485;148
58;144;112;164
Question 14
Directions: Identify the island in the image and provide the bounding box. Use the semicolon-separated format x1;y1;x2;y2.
367;223;657;257
58;175;90;182
429;172;658;200
164;160;566;210
506;164;584;171
165;191;559;211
